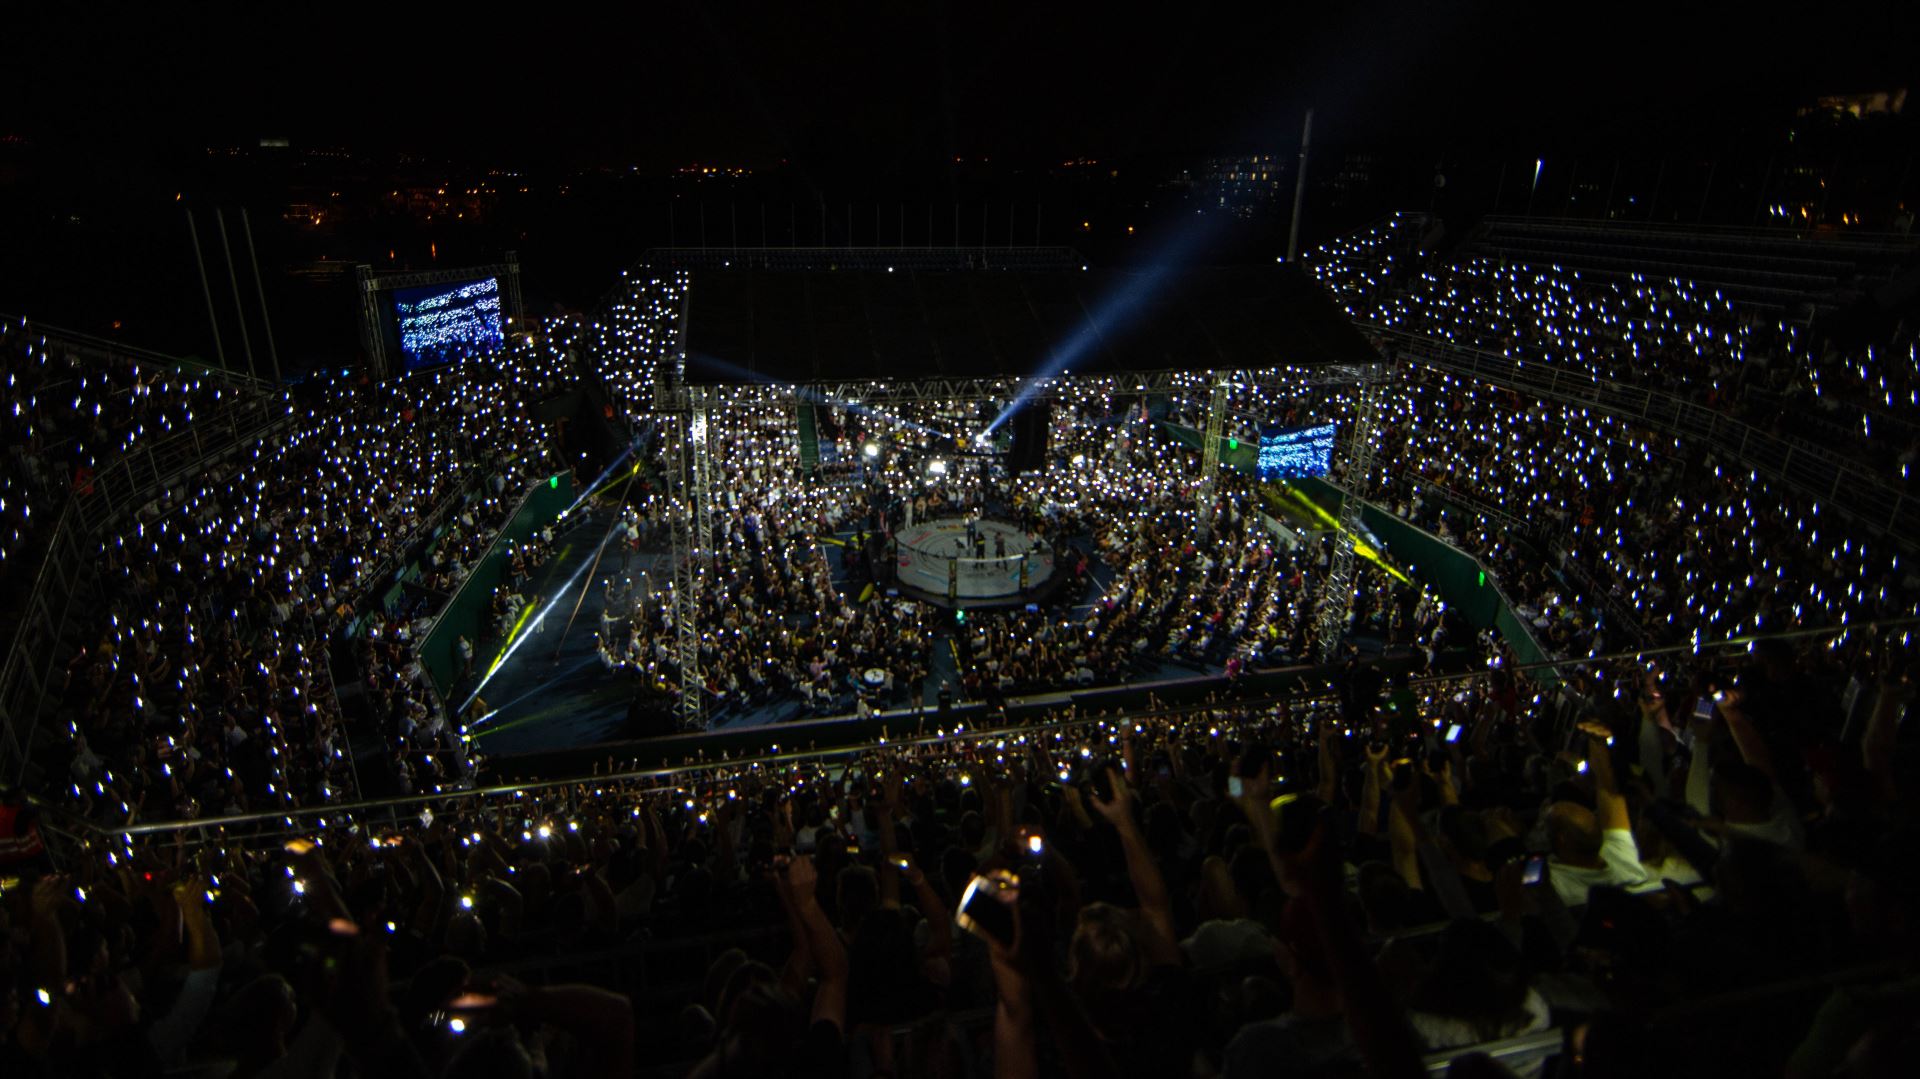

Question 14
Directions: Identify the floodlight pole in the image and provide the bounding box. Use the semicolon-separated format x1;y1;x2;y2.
213;209;258;381
1286;108;1314;263
240;209;283;384
184;210;229;371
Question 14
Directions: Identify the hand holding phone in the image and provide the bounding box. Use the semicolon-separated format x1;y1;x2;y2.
1521;853;1547;886
1692;695;1716;724
956;870;1019;949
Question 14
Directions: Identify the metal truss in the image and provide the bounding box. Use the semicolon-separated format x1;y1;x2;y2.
688;386;718;563
655;297;709;731
360;261;520;294
1313;365;1390;663
1243;361;1394;391
780;368;1202;410
354;266;392;380
666;410;705;732
640;246;1085;273
1198;377;1231;510
685;364;1390;414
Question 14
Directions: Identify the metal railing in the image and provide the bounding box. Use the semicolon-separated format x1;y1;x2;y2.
351;472;490;621
0;496;87;782
72;393;299;534
36;611;1912;850
1372;326;1920;544
0;393;298;785
0;311;277;394
1476;213;1920;255
1467;215;1919;309
1383;478;1650;645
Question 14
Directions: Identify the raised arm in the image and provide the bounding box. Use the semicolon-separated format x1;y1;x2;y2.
1089;767;1178;958
784;855;848;1033
1581;722;1631;832
1715;688;1775;779
1288;825;1426;1079
986;901;1038;1079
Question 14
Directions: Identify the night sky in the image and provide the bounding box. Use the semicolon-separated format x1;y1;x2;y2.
9;2;1915;170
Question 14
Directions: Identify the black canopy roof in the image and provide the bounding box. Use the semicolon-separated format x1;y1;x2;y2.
682;263;1375;384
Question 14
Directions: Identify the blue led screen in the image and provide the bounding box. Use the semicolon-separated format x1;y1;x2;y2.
392;277;504;370
1257;423;1336;479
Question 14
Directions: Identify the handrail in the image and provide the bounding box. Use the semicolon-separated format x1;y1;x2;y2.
1422;1029;1565;1075
76;394;298;534
1377;477;1649;644
0;394;297;785
0;496;83;783
62;608;1919;846
351;472;489;619
0;310;274;392
1478;213;1920;250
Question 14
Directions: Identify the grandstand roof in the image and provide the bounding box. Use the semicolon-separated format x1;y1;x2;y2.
682;261;1376;384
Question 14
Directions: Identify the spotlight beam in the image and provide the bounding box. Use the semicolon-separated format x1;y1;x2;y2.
984;212;1231;435
460;520;624;710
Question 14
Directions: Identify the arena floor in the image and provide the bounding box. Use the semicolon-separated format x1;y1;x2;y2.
458;508;1210;758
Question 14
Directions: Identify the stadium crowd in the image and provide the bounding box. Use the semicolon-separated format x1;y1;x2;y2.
1294;230;1920;662
573;350;1426;723
1;317;253;586
4;226;1920;1078
46;353;569;830
7;626;1917;1077
1309;217;1920;477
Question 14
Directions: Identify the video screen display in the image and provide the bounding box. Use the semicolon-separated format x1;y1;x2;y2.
392;276;504;369
1257;423;1336;480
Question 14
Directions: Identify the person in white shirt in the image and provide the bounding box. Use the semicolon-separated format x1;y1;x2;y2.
1546;722;1654;906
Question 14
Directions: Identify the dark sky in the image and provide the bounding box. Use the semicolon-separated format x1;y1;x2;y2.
6;2;1916;169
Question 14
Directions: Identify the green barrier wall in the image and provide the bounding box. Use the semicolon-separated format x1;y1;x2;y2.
419;475;579;695
1288;478;1554;683
1163;424;1555;684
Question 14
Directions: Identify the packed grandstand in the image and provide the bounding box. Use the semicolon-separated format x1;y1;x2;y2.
0;211;1917;1078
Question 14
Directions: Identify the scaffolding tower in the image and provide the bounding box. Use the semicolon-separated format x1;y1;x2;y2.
1197;376;1232;513
656;293;710;731
1313;368;1387;663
